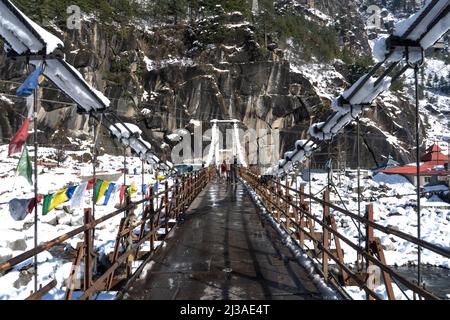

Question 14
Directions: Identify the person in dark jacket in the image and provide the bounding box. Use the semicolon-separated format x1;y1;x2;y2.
230;156;238;184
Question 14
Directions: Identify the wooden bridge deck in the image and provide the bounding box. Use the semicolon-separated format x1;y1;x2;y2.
120;180;322;300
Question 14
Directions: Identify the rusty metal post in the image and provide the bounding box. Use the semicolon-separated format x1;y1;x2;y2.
299;184;306;248
181;176;186;215
329;214;348;285
272;179;277;215
83;209;92;293
65;242;84;300
185;174;190;205
106;217;127;290
149;186;155;252
366;204;375;300
285;177;291;231
189;173;194;203
164;181;169;234
366;204;374;259
322;189;330;282
285;196;291;230
372;238;396;300
175;177;180;219
135;203;149;260
276;177;281;221
26;279;57;300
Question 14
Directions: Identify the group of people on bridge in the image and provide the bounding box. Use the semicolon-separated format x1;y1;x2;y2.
217;156;239;184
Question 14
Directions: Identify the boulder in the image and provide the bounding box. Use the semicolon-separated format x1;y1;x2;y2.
6;239;27;251
13;269;33;289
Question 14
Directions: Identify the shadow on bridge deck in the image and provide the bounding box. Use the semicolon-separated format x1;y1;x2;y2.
120;180;322;300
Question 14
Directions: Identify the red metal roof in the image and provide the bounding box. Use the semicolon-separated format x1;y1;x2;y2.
421;143;449;163
383;161;448;176
384;144;449;176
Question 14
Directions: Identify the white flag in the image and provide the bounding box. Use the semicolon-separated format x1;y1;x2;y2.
70;182;88;209
26;95;34;118
111;183;122;205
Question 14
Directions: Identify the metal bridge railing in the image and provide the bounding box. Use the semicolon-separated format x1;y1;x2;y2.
0;168;215;300
239;167;450;300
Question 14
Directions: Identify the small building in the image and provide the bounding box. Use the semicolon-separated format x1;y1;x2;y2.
375;154;400;171
382;144;449;187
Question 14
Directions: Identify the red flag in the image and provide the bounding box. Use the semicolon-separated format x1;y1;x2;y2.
119;185;127;206
27;195;43;213
8;118;30;157
86;178;97;190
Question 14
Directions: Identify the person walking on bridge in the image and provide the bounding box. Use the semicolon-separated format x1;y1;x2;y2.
230;156;238;184
220;160;227;182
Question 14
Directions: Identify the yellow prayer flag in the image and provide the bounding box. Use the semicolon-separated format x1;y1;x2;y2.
129;183;137;195
157;175;165;181
96;180;110;204
49;188;69;211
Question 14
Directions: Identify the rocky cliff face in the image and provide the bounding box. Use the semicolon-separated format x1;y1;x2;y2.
0;1;435;168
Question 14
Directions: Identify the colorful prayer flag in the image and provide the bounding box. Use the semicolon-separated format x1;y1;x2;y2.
16;64;42;97
119;185;127;206
27;195;42;213
9;198;30;221
111;183;122;204
42;194;53;215
71;182;88;209
93;179;103;204
65;186;77;200
86;178;96;190
127;183;137;196
8;118;30;157
9;195;43;221
103;182;116;206
16;145;33;185
96;180;110;204
49;188;69;211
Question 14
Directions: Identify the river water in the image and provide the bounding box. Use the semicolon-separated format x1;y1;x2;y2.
393;266;450;299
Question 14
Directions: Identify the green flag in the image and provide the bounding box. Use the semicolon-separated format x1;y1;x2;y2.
93;179;103;204
42;194;53;215
16;145;33;185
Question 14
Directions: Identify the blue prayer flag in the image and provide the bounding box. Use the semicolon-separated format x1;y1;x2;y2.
16;65;42;97
65;186;77;200
153;181;159;193
103;183;116;206
142;184;147;195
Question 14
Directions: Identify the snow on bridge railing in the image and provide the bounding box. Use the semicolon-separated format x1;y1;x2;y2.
270;0;450;176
